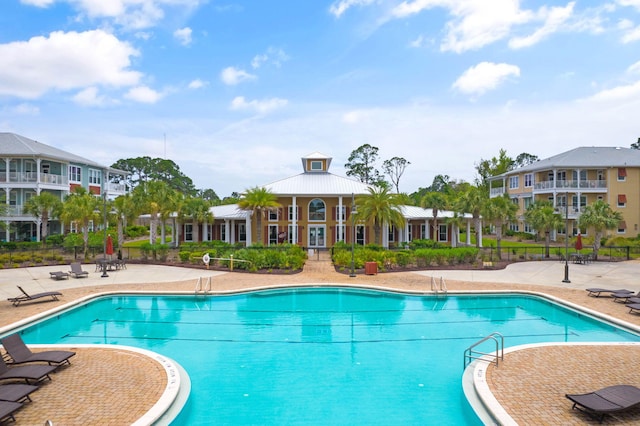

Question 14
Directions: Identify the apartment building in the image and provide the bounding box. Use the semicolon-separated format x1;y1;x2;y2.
0;133;128;242
489;146;640;239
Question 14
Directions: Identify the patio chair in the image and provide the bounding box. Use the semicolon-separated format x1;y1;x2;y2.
627;303;640;315
1;334;75;367
0;383;39;403
612;291;640;303
7;287;62;307
0;355;56;385
68;262;89;278
566;384;640;422
49;271;69;280
585;288;633;297
0;400;23;424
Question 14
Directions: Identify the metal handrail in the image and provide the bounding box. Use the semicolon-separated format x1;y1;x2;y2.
463;332;504;369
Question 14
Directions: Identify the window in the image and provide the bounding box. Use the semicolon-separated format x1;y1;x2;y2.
524;223;534;233
557;171;566;181
268;225;279;245
335;224;345;242
88;169;101;185
70;222;78;233
618;168;627;181
524;174;533;188
184;224;193;242
219;224;226;241
310;160;322;171
571;195;586;211
509;223;519;232
618;194;627;208
308;199;326;221
356;225;365;245
511;197;519;206
420;224;427;239
523;197;533;209
509;176;519;189
238;224;246;242
557;194;567;207
268;209;279;221
597;170;604;181
618;221;627;234
388;225;395;242
438;224;447;242
88;220;94;233
288;225;298;243
69;166;81;183
335;206;346;221
288;206;298;221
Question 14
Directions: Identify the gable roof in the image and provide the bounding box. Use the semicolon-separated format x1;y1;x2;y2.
263;172;371;196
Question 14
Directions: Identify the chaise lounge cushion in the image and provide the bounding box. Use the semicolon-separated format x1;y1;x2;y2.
567;385;640;422
1;334;75;367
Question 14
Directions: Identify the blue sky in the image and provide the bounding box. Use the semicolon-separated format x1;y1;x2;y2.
1;0;639;197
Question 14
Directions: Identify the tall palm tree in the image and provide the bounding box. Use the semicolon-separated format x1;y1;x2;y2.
23;191;63;244
524;201;564;258
578;200;623;260
456;185;486;247
355;186;405;246
481;194;518;260
420;192;449;240
180;196;213;243
133;181;173;244
158;189;182;245
60;187;100;257
113;194;139;250
238;187;281;245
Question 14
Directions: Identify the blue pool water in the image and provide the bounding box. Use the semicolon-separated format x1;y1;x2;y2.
13;288;640;425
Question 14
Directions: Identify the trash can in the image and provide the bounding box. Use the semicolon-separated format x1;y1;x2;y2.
365;262;378;275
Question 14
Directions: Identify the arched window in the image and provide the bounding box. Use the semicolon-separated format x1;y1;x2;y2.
308;199;326;221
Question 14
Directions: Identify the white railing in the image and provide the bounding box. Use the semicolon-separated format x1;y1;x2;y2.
490;187;505;197
534;180;607;190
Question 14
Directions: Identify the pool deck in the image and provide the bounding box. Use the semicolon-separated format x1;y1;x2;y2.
1;255;640;424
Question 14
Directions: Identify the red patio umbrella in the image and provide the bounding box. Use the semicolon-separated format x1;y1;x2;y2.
575;233;583;251
106;234;114;256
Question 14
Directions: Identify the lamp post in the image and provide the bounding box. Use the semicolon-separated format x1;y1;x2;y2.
562;191;570;283
101;192;109;278
349;193;357;278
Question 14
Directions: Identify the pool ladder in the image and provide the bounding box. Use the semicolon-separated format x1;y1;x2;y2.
431;276;447;295
463;332;504;369
195;276;211;295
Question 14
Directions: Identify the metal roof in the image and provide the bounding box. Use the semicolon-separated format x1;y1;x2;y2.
496;146;640;177
401;205;472;220
263;172;372;196
209;204;250;220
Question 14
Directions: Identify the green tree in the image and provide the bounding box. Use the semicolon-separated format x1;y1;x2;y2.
474;149;515;190
180;196;214;243
113;194;139;249
355;186;405;246
133;181;175;244
631;137;640;150
238;187;281;245
345;144;385;186
382;157;410;193
578;200;623;260
481;194;518;260
524;201;563;258
23;191;63;244
514;153;539;168
420;192;449;240
455;185;487;248
61;187;101;256
112;157;196;195
197;188;220;204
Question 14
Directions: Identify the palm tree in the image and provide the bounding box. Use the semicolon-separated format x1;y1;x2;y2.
22;191;63;244
420;192;449;240
524;201;564;258
113;194;139;250
180;196;213;243
238;187;281;245
355;186;405;246
133;181;173;244
158;189;182;245
481;194;518;260
60;187;100;257
578;200;623;260
456;185;487;247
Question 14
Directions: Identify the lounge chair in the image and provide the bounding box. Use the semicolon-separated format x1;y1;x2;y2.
49;271;69;280
7;286;62;307
0;400;23;423
627;303;640;314
68;262;89;278
613;291;640;303
0;383;39;403
586;288;633;297
566;384;640;422
1;334;75;367
0;356;56;385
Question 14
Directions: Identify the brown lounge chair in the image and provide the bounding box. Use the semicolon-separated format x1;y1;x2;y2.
586;288;633;297
68;262;89;278
7;286;62;307
0;400;23;423
0;383;39;403
0;356;56;385
566;384;640;422
613;291;640;303
627;303;640;314
1;334;75;367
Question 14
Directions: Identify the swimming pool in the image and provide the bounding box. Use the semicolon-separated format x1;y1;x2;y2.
13;287;640;425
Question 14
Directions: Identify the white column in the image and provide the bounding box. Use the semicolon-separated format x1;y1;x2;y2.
224;220;231;243
338;196;343;241
478;221;483;247
424;219;430;239
292;196;297;243
466;220;471;245
245;214;252;246
230;220;236;244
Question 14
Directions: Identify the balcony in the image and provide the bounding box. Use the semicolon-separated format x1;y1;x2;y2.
0;172;68;186
534;179;607;192
490;187;505;197
107;182;127;195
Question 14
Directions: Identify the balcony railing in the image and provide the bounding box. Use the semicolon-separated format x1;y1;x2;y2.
534;179;607;191
0;172;68;186
107;183;127;193
490;187;505;197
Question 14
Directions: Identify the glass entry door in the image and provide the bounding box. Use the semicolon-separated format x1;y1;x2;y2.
308;226;325;248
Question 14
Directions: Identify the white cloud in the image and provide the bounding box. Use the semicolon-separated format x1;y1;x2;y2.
11;103;40;115
628;61;640;75
229;96;288;114
20;0;55;6
188;79;207;89
584;81;640;102
617;0;640;10
452;62;520;96
174;27;193;46
220;67;256;85
329;0;375;18
72;86;110;106
508;2;575;49
251;47;290;69
0;30;141;99
409;34;425;48
124;85;164;103
621;25;640;43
